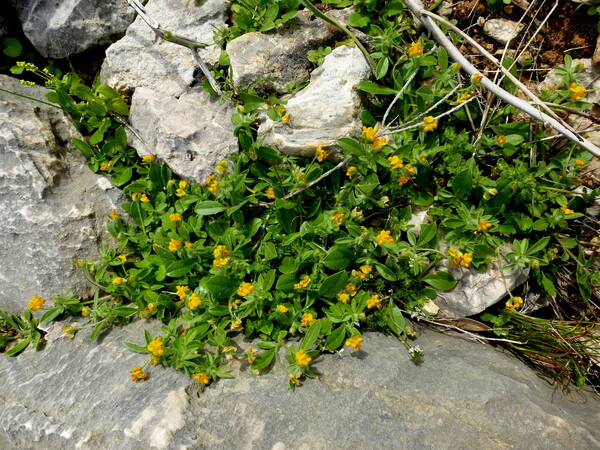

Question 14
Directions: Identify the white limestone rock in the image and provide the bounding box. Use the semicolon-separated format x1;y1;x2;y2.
483;18;525;46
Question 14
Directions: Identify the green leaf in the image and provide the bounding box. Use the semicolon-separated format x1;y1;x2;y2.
375;57;389;79
255;146;283;162
375;263;397;281
239;91;266;111
73;138;94;158
451;168;473;198
40;307;63;325
276;273;297;293
6;338;31;356
322;247;354;271
149;163;172;189
90;322;106;341
337;137;364;156
527;236;550;255
422;271;457;290
324;326;346;351
204;276;237;299
357;81;397;95
416;223;437;247
319;271;349;298
195;201;226;216
123;341;149;353
111;167;133;187
3;37;22;58
348;11;369;27
386;305;406;336
300;320;322;350
128;201;147;231
250;348;276;370
165;259;196;278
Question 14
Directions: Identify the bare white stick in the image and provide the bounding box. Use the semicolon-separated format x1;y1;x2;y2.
127;0;222;95
401;0;600;159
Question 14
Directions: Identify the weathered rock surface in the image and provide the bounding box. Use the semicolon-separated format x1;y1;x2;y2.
101;0;226;98
541;58;600;105
7;0;136;58
483;18;525;46
258;45;371;156
227;9;347;93
0;75;126;313
1;323;598;449
129;86;238;184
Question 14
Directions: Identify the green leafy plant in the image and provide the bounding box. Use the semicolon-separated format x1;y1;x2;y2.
307;45;332;66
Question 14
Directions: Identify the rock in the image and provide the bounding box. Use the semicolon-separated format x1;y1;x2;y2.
594;35;600;66
483;18;525;46
129;87;238;184
0;75;126;313
437;1;455;18
7;0;136;58
258;45;371;156
228;9;348;93
3;325;598;448
541;58;600;105
435;248;530;318
101;0;226;98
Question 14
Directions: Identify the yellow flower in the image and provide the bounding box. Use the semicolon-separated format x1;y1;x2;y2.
237;282;255;297
294;275;311;290
497;135;507;145
208;179;219;194
188;293;202;310
561;204;574;215
345;283;358;296
371;137;387;151
448;248;473;268
142;155;155;163
100;162;108;171
362;126;378;142
194;372;210;384
147;337;164;357
213;245;231;267
332;213;345;226
179;180;188;190
570;83;586;101
28;295;46;310
408;41;423;57
295;349;312;366
112;277;125;285
472;73;483;84
117;254;127;262
81;306;90;317
170;213;183;223
266;187;276;199
376;230;394;246
397;175;412;186
345;335;363;350
338;293;350;303
175;188;186;197
110;210;121;220
476;220;492;232
451;63;462;71
457;93;471;104
316;146;329;162
217;160;228;174
185;241;193;249
420;154;428;163
140;194;150;203
300;313;316;327
574;159;586;168
423;116;438;132
346;166;357;179
505;296;524;310
366;294;382;309
360;265;372;275
169;239;182;252
405;164;416;174
276;304;289;313
131;366;148;381
176;285;190;300
460;252;473;267
150;357;161;365
388;156;404;170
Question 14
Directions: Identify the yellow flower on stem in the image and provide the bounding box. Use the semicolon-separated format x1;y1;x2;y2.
110;210;121;220
300;313;316;327
366;294;382;309
346;166;357;179
112;277;125;285
295;349;312;366
397;175;412;186
194;373;210;384
505;296;523;310
179;180;188;190
170;213;183;223
316;146;329;162
117;254;127;262
294;275;311;290
276;304;289;313
423;116;438;132
176;285;190;300
574;159;586;168
376;230;394;246
188;293;202;310
408;41;423;57
371;137;387;151
448;248;472;268
217;160;228;175
169;239;182;252
266;187;276;199
142;155;155;163
561;204;574;215
185;241;193;249
476;220;492;232
472;73;483;84
345;335;363;350
213;245;231;267
28;295;46;310
131;366;148;381
237;282;255;297
362;126;378;142
139;194;150;203
388;156;404;170
338;292;350;304
331;213;345;226
497;135;507;145
147;337;164;357
570;83;586;101
345;283;358;296
175;188;186;197
457;93;471;104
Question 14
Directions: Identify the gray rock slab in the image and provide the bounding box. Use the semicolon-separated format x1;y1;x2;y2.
227;9;348;93
482;18;525;46
101;0;226;98
129;86;238;184
2;325;598;449
8;0;136;58
0;75;126;313
258;45;371;156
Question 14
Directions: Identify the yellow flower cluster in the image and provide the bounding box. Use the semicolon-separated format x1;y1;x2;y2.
570;83;586;102
266;187;276;199
483;188;498;201
176;180;188;197
188;293;202;310
300;312;316;327
448;248;473;268
295;349;312;366
331;213;345;226
237;282;255;297
497;135;507;145
131;366;148;381
408;41;423;57
213;245;231;267
110;210;122;220
169;238;182;252
353;265;372;280
574;159;586;168
28;295;46;310
362;126;387;151
388;155;404;170
112;277;125;285
376;230;394;246
147;337;164;357
423;116;438;132
505;296;523;310
561;204;574;215
205;174;219;194
194;372;210;384
176;285;190;300
276;304;289;313
294;275;311;290
316;146;330;162
457;93;471;104
217;160;228;175
476;220;492;232
346;166;357;179
366;294;382;309
345;335;363;350
337;283;358;304
142;155;155;163
170;213;183;223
